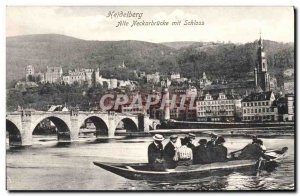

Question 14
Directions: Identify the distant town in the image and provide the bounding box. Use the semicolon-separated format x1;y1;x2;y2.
10;35;294;123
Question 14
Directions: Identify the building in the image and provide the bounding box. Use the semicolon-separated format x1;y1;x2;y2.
161;77;171;88
241;91;278;122
146;72;160;84
202;81;256;97
121;104;145;114
62;68;94;86
25;65;35;81
170;72;180;80
15;81;39;90
199;72;212;89
25;65;44;83
196;92;240;122
45;66;63;83
186;86;198;98
286;94;295;121
277;94;294;121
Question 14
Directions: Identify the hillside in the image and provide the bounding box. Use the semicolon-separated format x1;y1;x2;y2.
161;41;199;49
6;34;294;87
6;34;175;86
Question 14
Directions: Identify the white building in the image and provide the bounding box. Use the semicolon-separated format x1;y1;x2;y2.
199;72;212;89
196;92;240;122
146;72;160;84
241;91;278;122
170;72;180;80
63;68;94;86
45;66;63;83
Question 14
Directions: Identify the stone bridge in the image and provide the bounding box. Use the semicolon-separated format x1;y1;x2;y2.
6;110;160;146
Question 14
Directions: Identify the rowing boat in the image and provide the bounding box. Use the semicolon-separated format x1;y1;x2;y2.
93;147;288;181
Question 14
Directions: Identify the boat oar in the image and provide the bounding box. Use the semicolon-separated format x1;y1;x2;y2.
229;148;243;158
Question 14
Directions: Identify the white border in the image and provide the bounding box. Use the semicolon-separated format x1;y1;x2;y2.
1;0;298;195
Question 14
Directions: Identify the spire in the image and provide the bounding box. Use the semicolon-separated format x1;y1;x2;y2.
258;31;263;48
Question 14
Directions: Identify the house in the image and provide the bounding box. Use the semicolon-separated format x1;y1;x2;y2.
241;91;278;122
196;92;241;122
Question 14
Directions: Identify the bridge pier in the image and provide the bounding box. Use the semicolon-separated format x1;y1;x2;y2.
70;117;79;142
108;112;116;138
21;111;33;146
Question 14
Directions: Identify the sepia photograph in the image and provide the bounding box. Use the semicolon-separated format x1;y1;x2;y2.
5;6;295;191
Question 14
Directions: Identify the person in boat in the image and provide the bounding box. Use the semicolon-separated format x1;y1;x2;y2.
252;135;258;144
207;133;218;147
214;136;228;162
148;134;165;170
256;139;267;152
206;134;218;163
163;134;179;169
192;139;210;164
173;137;193;166
238;138;268;160
186;133;196;148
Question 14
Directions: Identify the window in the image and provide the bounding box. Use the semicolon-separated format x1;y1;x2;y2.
263;108;265;113
255;103;257;106
255;109;257;113
266;102;269;106
244;109;246;114
258;102;261;106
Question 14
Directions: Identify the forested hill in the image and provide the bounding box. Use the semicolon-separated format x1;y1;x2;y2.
6;34;294;87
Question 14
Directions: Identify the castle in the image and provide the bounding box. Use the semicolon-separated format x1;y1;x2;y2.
24;62;136;90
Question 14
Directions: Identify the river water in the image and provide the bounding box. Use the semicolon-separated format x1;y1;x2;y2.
6;135;294;191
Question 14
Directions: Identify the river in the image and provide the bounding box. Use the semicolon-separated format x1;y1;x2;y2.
6;134;294;191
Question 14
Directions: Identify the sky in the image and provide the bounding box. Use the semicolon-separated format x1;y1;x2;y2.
6;6;294;43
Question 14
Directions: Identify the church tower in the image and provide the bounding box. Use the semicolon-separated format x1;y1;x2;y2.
255;33;270;91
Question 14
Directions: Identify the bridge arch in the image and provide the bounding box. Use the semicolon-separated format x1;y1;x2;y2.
6;119;22;146
31;116;71;142
79;116;109;137
115;117;138;135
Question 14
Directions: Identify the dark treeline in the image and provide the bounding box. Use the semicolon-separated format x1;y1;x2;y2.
7;82;107;111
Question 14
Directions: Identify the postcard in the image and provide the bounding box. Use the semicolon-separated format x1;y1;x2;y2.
6;6;295;191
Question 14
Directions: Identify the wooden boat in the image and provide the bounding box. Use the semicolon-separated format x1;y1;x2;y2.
93;147;288;181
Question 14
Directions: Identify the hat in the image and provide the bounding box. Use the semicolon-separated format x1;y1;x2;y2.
181;137;189;145
153;134;165;141
198;139;207;145
210;133;218;138
170;134;178;139
256;139;263;145
216;136;225;144
188;133;196;138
